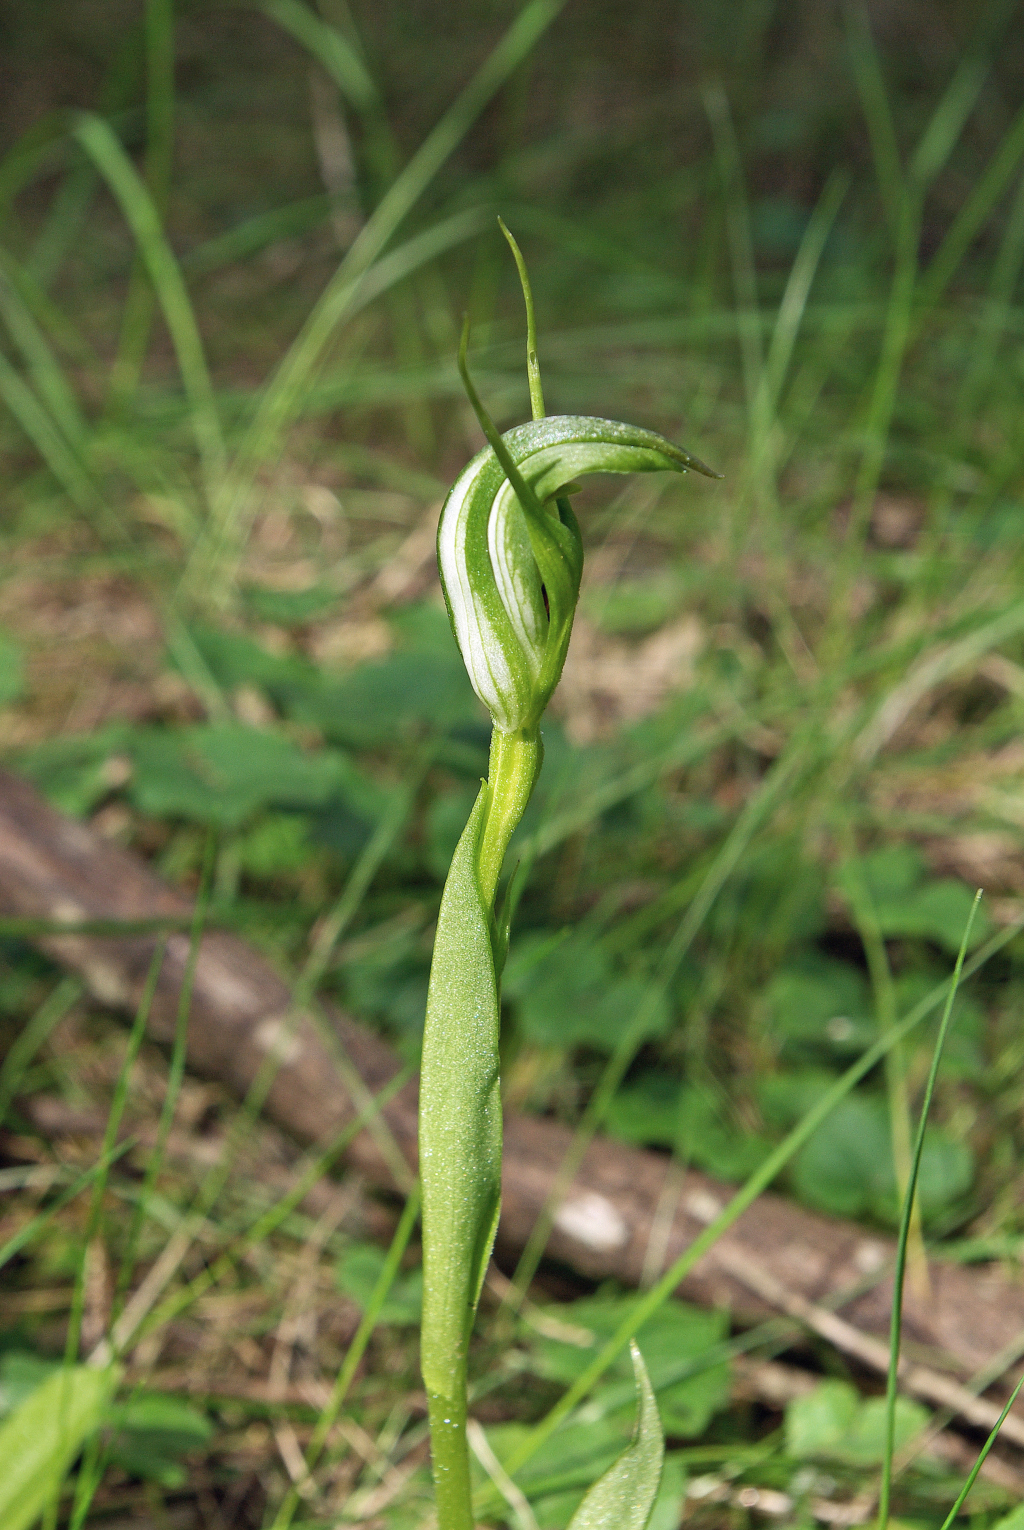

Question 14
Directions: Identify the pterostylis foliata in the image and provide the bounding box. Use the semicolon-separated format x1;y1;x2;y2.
420;221;719;1530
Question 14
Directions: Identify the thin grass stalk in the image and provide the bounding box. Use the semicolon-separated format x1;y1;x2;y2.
843;7;904;237
876;892;982;1530
0;347;104;515
0;977;81;1129
99;1064;413;1364
106;0;176;414
835;11;999;636
297;743;434;1003
915;98;1024;319
942;1376;1024;1526
73;113;226;491
841;847;926;1296
62;941;165;1383
109;777;418;1350
0;266;88;449
112;835;214;1315
959;168;1024;421
0;1141;134;1275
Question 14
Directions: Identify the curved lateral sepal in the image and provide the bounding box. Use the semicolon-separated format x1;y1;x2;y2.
566;1342;665;1530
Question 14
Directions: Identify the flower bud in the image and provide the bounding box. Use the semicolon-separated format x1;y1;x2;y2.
438;414;717;734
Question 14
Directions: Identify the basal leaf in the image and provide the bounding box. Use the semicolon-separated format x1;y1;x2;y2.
419;787;502;1403
566;1342;664;1530
0;1364;117;1530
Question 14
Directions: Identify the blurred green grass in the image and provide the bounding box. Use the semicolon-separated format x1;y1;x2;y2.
4;1;1024;1525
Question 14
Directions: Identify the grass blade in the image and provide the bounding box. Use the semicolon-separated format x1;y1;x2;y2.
113;835;214;1315
73;112;225;489
216;0;567;540
0;977;81;1129
182;194;335;276
0;346;102;514
936;1372;1024;1530
507;741;810;1304
106;0;177;413
844;6;903;236
262;0;377;110
0;1142;135;1274
64;941;166;1369
876;891;982;1530
0;264;88;447
917;98;1024;315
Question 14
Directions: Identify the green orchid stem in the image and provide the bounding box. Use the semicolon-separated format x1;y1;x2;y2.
421;724;543;1530
478;726;543;905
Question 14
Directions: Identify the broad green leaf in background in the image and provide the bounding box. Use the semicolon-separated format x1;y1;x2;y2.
106;1391;213;1488
790;1091;974;1224
127;723;368;828
336;1240;423;1325
14;725;133;816
835;847;991;953
991;1505;1024;1530
0;1351;61;1416
504;934;669;1052
785;1379;929;1465
188;607;484;747
236;811;313;877
0;1363;117;1530
0;628;25;706
522;1295;729;1438
566;1343;664;1530
765;955;875;1056
606;1077;772;1181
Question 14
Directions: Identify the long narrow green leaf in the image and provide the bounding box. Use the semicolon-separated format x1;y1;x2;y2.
936;1372;1024;1530
0;264;88;447
0;348;100;512
223;0;567;500
181;194;334;275
106;0;177;413
762;169;850;410
72;113;225;486
0;243;94;364
0;977;81;1129
0;1142;134;1273
844;7;903;235
908;0;1014;189
262;0;377;109
0;112;75;220
566;1344;664;1530
342;206;492;322
917;97;1024;313
877;893;982;1530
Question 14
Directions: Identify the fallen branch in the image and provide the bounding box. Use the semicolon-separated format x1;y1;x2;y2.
2;767;1024;1428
